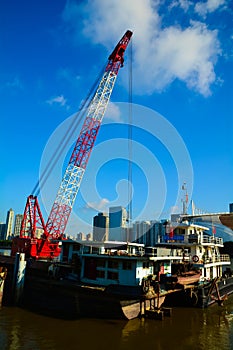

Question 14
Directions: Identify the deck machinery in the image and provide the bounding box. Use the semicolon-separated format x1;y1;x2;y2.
11;30;133;259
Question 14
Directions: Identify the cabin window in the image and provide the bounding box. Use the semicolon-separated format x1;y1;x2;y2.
107;271;119;280
83;246;91;253
96;270;105;278
72;244;81;251
92;247;99;254
96;259;105;268
108;260;118;269
178;228;185;235
123;261;132;270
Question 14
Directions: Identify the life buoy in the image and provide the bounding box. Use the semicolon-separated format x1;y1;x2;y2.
192;255;199;263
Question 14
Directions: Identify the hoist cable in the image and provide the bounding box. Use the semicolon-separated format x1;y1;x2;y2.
32;64;107;197
127;38;133;242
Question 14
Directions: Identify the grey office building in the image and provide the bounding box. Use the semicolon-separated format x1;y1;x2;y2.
5;208;14;240
14;214;23;237
109;206;128;241
93;212;109;241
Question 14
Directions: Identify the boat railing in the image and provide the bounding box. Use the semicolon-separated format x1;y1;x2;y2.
201;235;223;245
162;234;223;246
203;254;230;264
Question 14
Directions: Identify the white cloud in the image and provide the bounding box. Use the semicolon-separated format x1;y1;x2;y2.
46;95;69;108
57;67;81;84
105;102;122;122
62;0;222;97
86;198;109;211
195;0;226;17
169;0;192;12
146;21;221;96
170;205;180;214
6;77;23;90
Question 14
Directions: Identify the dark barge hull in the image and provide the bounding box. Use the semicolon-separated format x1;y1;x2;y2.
197;277;233;308
22;276;141;320
3;254;233;318
0;254;142;320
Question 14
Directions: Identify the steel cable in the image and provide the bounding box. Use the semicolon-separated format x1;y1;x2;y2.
127;38;133;242
32;64;107;197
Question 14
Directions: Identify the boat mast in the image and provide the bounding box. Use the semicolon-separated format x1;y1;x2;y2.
182;182;188;215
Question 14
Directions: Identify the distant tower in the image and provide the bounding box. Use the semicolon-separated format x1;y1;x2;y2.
148;220;162;246
5;208;14;240
0;223;6;240
13;214;23;237
229;203;233;213
133;220;151;245
93;212;109;241
109;206;128;241
86;233;93;241
77;232;86;241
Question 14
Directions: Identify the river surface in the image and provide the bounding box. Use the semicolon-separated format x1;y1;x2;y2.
1;296;233;350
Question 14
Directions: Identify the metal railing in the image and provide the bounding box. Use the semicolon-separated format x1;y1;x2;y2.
201;235;223;245
203;254;230;264
163;234;223;246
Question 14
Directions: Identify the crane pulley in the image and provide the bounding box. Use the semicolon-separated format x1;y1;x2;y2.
11;30;133;259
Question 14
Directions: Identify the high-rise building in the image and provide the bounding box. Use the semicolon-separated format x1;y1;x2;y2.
133;220;151;245
36;228;44;238
86;232;93;241
230;203;233;213
13;214;23;237
133;220;165;246
109;206;128;241
93;212;109;241
77;232;86;241
0;223;6;240
148;220;163;246
5;208;14;240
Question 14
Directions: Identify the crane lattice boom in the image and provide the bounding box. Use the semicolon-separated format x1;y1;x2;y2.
12;30;132;258
46;30;132;239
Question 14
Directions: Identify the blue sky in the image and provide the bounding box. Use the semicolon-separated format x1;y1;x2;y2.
1;0;233;236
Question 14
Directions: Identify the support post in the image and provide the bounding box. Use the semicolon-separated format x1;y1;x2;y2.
0;267;7;307
13;253;26;305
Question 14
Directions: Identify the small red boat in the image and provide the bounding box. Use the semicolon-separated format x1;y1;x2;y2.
176;271;201;286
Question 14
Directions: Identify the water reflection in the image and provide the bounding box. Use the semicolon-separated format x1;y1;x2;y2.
120;298;233;350
0;296;233;350
0;308;125;350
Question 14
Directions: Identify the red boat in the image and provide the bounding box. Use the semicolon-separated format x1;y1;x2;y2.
176;271;201;286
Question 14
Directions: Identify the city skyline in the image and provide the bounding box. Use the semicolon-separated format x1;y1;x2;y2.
1;1;233;236
1;202;232;242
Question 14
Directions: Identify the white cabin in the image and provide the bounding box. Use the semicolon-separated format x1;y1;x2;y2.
79;242;153;287
59;222;231;285
149;221;231;280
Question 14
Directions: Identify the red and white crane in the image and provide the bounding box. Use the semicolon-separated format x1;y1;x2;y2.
11;30;133;259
